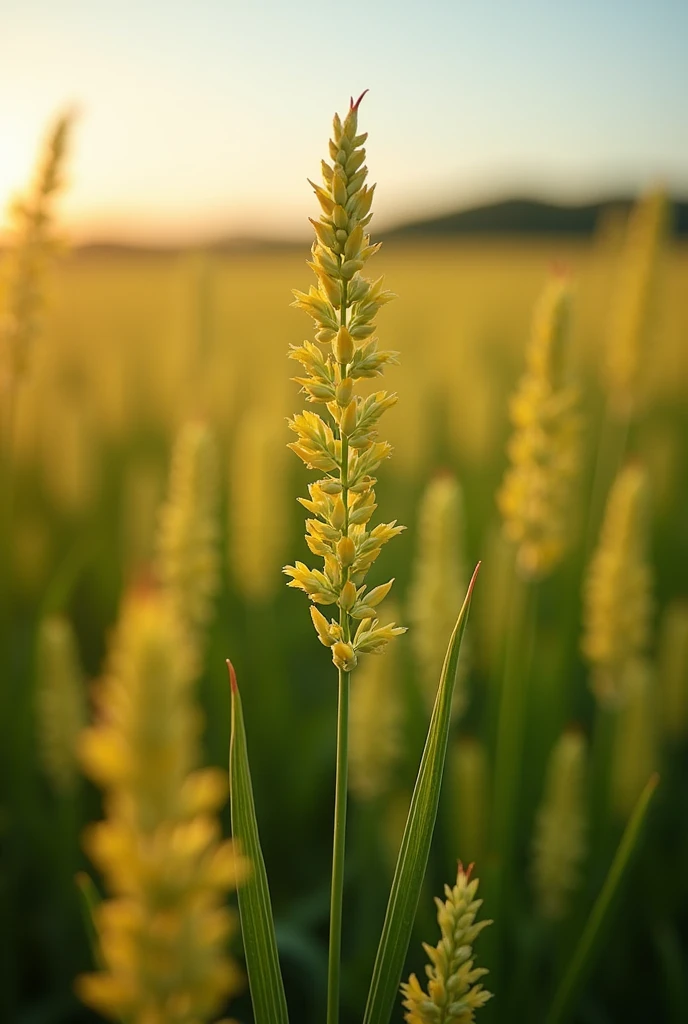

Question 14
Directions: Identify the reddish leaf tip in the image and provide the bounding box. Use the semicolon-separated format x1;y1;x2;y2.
226;659;238;694
467;561;481;597
350;89;369;112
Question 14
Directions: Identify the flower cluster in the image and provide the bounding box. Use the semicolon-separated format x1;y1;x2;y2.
77;586;247;1023
531;730;587;920
497;274;581;580
581;463;653;707
156;420;219;659
401;863;492;1023
284;94;405;671
35;614;85;796
605;188;669;420
1;112;72;383
409;473;469;718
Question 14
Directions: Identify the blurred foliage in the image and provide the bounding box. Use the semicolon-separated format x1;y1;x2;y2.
2;230;687;1023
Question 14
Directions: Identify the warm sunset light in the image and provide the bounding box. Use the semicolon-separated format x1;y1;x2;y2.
1;0;686;244
3;5;687;1024
0;129;45;230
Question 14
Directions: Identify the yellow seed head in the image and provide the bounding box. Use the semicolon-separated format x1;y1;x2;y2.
401;864;492;1024
156;420;219;657
605;188;669;420
497;274;581;580
285;95;405;668
409;473;469;719
1;111;73;383
77;586;247;1021
35;615;86;796
531;730;587;921
581;463;653;707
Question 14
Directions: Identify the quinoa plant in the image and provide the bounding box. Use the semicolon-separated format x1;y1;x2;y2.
227;94;478;1024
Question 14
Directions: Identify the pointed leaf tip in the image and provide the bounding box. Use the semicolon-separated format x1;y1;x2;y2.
226;659;238;694
467;561;481;598
351;89;369;112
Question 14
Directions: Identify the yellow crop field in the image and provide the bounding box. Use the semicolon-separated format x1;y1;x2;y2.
3;109;687;1024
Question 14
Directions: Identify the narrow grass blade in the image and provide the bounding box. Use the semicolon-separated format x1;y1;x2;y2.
75;872;103;970
228;661;289;1024
546;773;659;1024
363;564;480;1024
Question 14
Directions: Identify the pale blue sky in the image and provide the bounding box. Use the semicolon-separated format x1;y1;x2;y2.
1;0;686;242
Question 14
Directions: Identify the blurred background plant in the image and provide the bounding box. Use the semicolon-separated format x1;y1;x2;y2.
1;24;687;1021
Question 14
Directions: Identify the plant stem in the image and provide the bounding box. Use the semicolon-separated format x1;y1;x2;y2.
327;666;350;1024
326;273;351;1024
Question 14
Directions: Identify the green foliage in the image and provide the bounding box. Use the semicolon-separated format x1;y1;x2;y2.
363;567;478;1024
229;661;290;1024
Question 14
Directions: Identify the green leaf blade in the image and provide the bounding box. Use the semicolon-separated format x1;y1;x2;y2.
228;661;290;1024
363;564;480;1024
546;772;660;1024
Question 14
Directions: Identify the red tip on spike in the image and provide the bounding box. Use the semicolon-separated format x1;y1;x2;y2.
226;659;238;694
350;89;369;112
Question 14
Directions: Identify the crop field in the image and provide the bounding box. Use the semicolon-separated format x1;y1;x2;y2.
2;120;688;1024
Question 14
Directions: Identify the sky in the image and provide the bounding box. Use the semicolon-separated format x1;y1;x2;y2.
1;0;686;244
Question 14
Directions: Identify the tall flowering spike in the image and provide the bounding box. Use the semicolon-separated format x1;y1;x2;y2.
581;464;653;707
605;188;669;420
400;864;492;1024
497;274;581;581
284;95;405;668
531;730;587;921
77;586;248;1022
156;420;219;657
409;473;469;718
1;111;72;383
349;602;403;801
35;615;86;796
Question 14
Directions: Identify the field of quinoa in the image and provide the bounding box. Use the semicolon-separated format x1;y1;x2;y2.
2;110;688;1024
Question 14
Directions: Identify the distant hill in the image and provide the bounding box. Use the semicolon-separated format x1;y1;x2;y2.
381;196;688;239
53;194;688;257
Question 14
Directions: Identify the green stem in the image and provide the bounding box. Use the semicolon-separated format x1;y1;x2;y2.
327;666;350;1024
326;273;351;1024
